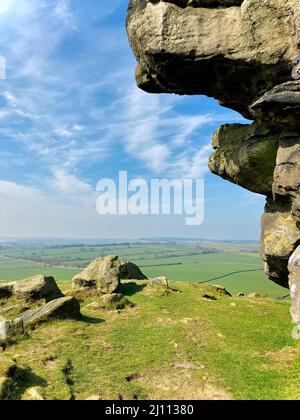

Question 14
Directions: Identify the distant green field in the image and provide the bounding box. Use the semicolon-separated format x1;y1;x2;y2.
139;253;287;299
0;243;288;299
0;257;78;281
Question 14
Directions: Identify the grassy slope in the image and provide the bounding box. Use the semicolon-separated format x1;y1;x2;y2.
4;281;300;401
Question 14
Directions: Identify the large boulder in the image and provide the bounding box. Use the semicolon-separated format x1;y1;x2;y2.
72;256;122;294
72;256;147;294
209;123;279;196
12;275;64;302
17;296;81;328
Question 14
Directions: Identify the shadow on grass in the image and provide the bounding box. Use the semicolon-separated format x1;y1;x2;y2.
80;315;104;325
120;282;147;297
11;369;48;401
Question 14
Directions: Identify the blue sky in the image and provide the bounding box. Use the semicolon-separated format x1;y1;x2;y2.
0;0;265;240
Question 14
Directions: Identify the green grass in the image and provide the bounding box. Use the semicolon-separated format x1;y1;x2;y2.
0;245;288;298
141;253;287;298
4;281;299;400
0;259;78;281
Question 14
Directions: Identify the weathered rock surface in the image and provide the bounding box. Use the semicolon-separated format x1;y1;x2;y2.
72;256;147;294
0;296;81;341
288;246;300;325
149;277;169;287
261;199;300;288
127;0;300;117
12;275;64;302
127;0;300;321
73;256;121;293
250;81;300;130
273;134;300;200
18;296;81;328
209;123;279;196
0;318;24;341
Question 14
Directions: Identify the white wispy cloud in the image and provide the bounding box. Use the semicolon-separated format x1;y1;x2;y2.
52;169;92;195
0;1;252;238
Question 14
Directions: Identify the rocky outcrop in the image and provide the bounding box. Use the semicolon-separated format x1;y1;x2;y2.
0;276;80;342
209;123;280;196
18;297;81;328
0;275;64;302
72;256;147;294
127;0;300;117
126;0;300;321
12;275;64;302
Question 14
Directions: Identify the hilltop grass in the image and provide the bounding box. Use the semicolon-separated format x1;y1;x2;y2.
3;280;299;400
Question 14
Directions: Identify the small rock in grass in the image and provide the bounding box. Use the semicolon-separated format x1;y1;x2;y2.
203;294;217;301
149;277;169;288
85;302;102;311
248;293;262;299
99;294;134;311
210;285;232;297
23;387;45;401
0;318;24;341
